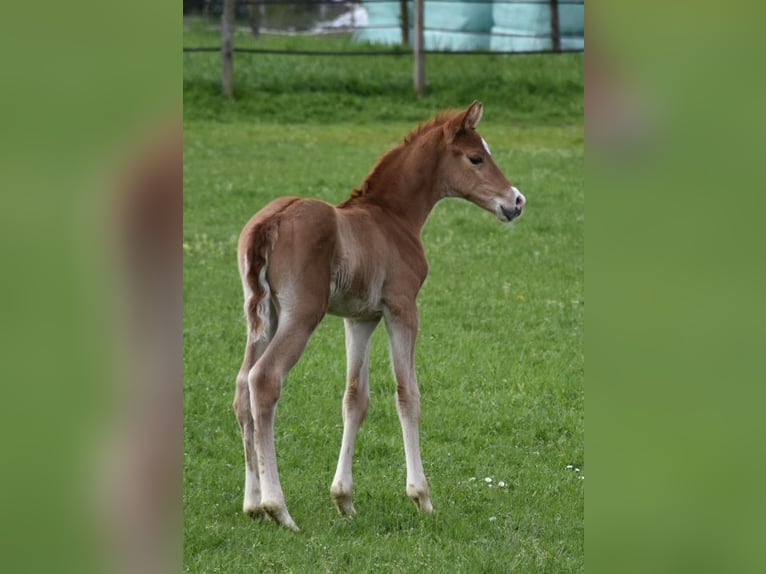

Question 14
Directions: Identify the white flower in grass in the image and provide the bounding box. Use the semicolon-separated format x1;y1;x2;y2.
484;477;493;484
566;464;574;470
498;481;507;488
489;516;497;522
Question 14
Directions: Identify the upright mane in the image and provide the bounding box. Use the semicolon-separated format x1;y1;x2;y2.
402;110;459;145
341;110;461;204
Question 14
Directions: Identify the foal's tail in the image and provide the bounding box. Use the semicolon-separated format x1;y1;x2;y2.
243;218;279;342
242;198;302;341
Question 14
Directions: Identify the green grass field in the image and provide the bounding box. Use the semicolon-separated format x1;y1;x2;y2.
184;29;583;573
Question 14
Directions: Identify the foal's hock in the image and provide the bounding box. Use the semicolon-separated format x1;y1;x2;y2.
233;101;526;530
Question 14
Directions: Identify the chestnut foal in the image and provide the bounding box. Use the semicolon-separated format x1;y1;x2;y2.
233;101;525;530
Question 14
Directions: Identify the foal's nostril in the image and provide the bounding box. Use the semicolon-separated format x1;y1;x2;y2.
511;186;526;209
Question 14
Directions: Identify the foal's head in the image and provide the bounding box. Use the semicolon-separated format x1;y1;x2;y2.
439;101;526;222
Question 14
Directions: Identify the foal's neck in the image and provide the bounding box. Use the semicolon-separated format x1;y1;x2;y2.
340;130;444;233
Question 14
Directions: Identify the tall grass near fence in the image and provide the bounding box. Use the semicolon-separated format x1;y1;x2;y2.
183;27;583;124
184;33;583;572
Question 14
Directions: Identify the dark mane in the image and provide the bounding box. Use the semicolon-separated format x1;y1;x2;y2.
340;110;460;206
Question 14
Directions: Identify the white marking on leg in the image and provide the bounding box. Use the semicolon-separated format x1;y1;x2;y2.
384;308;433;513
236;329;264;516
481;137;492;156
248;362;297;529
243;461;261;513
331;319;378;515
248;309;320;531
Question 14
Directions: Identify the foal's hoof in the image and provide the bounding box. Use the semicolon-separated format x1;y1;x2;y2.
414;496;434;513
407;485;433;513
332;493;356;516
330;483;356;516
244;505;272;522
259;500;300;532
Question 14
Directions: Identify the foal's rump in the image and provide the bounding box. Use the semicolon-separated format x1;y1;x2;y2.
238;197;339;338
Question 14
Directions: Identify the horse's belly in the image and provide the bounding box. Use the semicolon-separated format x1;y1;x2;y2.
327;283;383;320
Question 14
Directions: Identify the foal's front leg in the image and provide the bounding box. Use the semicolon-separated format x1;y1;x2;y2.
384;306;433;513
331;318;379;515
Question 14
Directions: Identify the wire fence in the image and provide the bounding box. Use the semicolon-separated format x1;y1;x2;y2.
183;1;584;54
183;1;584;94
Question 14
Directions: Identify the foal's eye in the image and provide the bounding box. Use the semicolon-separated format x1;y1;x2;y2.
469;156;483;165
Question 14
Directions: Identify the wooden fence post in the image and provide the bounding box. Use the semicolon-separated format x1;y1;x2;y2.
549;0;561;52
222;0;236;97
413;0;425;95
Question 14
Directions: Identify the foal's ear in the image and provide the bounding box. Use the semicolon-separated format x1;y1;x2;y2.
463;100;483;130
445;100;484;142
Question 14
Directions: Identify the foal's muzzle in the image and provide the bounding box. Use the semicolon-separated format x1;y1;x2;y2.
500;204;522;222
498;187;526;222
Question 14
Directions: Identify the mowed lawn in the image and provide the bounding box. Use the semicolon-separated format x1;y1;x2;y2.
184;36;583;573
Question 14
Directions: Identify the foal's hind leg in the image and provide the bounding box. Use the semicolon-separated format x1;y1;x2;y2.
248;310;324;531
331;318;379;515
233;320;273;518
